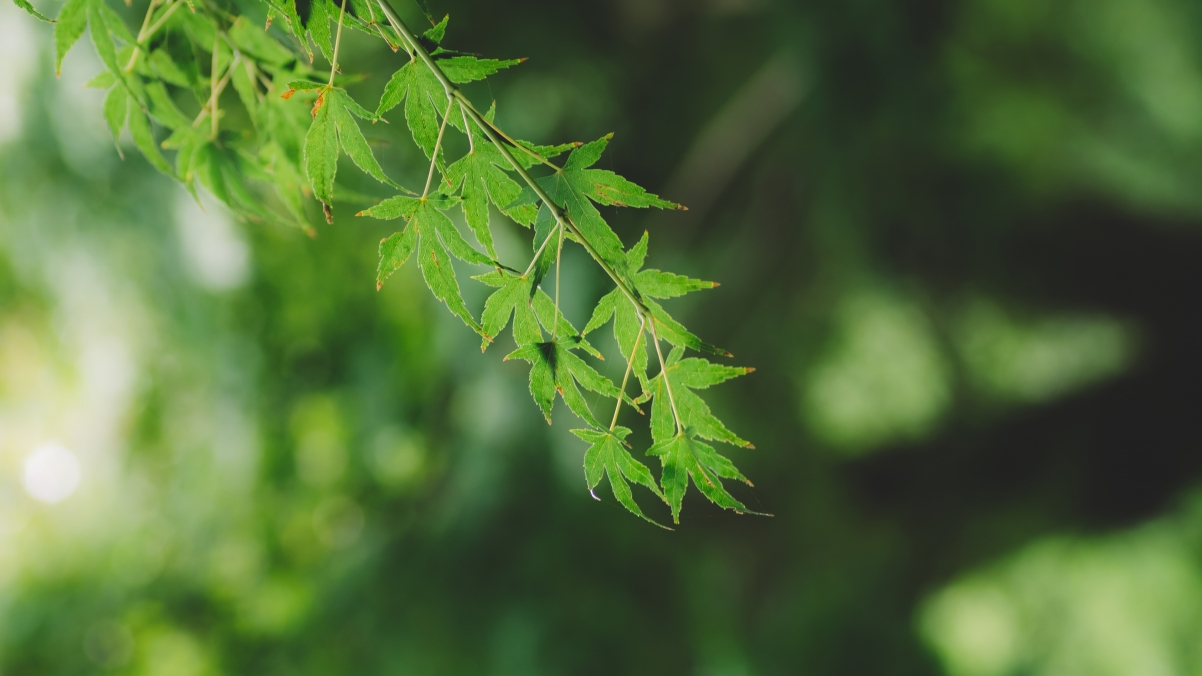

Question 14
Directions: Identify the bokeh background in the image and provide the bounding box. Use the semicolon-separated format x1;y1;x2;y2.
2;0;1202;673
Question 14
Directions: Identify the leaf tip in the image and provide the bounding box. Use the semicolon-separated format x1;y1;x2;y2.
322;203;334;224
376;281;384;291
744;366;755;373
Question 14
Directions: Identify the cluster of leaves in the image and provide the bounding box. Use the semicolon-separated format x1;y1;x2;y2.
15;0;760;525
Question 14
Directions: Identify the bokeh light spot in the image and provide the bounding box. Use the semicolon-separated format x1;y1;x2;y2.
22;442;82;504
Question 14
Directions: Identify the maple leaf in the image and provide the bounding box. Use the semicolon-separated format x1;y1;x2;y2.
574;427;668;527
505;339;628;428
649;347;754;448
534;134;684;280
648;432;755;524
584;232;724;395
360;194;494;337
299;86;397;220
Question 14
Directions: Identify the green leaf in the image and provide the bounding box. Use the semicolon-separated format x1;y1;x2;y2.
536;135;682;283
422;14;447;45
505;339;622;427
13;0;53;23
647;433;749;524
635;269;716;298
479;272;541;350
303;88;396;218
439;56;522;84
648;354;753;448
127;102;175;177
365;198;486;336
304;0;335;62
530;289;603;360
54;0;89;75
574;427;667;526
376;59;453;159
149;49;192;88
376;225;418;290
444;123;531;257
228;16;296;67
84;71;116;89
102;86;127;143
145;81;191;130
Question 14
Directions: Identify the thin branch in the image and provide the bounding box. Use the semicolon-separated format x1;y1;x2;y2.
550;220;564;340
328;0;349;87
124;0;160;72
649;320;683;435
423;96;454;197
193;53;236;127
209;33;220;138
461;104;474;152
610;316;645;431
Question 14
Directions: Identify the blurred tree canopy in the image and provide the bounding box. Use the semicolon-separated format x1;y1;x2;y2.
1;0;1200;674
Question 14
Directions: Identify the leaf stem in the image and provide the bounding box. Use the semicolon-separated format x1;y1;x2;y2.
609;316;645;431
193;53;236;128
423;96;454;198
649;320;683;435
550;221;564;340
124;0;160;72
209;33;220;138
328;0;349;87
461;104;474;152
142;0;181;43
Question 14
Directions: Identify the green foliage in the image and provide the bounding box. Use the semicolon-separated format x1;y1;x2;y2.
32;0;760;525
11;0;52;22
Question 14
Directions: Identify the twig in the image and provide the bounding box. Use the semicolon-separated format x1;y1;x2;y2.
610;316;645;431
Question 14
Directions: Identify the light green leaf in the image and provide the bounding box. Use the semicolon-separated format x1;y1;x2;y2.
439;55;522;84
303;88;396;217
444;124;531;257
102;86;127;142
648;355;752;449
328;90;395;187
304;91;339;213
305;0;335;62
13;0;53;23
376;59;453;159
366;198;485;335
418;203;485;336
574;427;667;526
54;0;89;75
530;289;602;359
536;135;681;283
84;70;116;89
126;97;174;177
635;269;716;298
376;226;418;290
647;433;748;523
505;339;622;427
228;16;295;66
422;14;447;44
479;272;541;350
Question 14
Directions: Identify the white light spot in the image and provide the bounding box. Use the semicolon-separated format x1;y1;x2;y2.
22;442;83;504
174;190;250;291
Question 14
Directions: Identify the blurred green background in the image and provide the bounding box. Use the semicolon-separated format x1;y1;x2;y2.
2;0;1201;673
